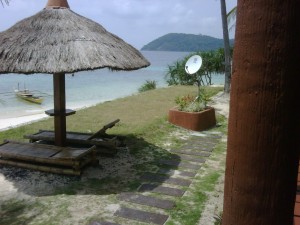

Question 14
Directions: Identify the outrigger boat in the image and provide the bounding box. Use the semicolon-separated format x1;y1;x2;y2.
15;84;43;104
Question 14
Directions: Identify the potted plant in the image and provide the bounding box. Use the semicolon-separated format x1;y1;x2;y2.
168;87;216;131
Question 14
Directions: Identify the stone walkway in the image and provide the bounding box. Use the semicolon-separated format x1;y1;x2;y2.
89;132;221;225
87;92;230;225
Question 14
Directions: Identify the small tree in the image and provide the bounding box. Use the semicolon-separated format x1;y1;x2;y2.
165;48;232;86
138;80;157;92
166;60;195;85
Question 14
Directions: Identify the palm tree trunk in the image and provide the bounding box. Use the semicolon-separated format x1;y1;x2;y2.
220;0;231;93
223;1;300;225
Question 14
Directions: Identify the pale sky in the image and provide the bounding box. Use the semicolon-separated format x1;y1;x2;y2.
0;0;237;49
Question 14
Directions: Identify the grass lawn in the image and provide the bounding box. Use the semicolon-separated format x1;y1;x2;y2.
0;85;227;225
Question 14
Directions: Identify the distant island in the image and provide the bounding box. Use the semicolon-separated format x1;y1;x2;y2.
141;33;234;52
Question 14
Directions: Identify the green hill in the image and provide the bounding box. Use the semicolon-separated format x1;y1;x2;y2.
141;33;234;52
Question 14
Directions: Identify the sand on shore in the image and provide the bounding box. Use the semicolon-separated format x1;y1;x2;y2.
0;114;48;131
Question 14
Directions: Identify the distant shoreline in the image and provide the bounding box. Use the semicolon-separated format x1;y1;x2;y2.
0;85;224;132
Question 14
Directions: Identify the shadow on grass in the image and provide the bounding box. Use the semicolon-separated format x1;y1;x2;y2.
0;199;41;225
0;134;181;197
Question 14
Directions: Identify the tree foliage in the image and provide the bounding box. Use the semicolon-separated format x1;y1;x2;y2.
165;48;233;86
227;6;237;32
1;0;9;6
138;80;157;93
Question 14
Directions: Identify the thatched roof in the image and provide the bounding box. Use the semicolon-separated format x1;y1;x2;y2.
0;2;150;74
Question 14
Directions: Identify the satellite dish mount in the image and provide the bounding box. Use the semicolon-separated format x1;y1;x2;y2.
185;55;203;103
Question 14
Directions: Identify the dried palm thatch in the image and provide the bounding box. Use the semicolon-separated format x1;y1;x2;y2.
0;3;150;74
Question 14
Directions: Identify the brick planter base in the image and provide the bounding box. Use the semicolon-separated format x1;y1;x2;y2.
168;107;216;131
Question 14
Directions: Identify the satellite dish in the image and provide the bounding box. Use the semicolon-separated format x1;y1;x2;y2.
185;55;202;75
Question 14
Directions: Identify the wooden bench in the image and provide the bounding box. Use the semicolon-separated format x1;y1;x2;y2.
24;119;122;154
0;141;97;176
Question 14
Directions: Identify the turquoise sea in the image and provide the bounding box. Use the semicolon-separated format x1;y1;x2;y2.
0;51;224;120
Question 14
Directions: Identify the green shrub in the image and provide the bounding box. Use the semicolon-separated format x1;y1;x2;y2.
175;94;195;111
165;48;233;86
175;95;206;112
138;80;157;92
175;87;210;112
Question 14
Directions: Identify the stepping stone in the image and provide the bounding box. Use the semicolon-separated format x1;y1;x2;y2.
115;207;168;225
179;170;197;177
185;143;216;149
138;184;185;197
157;168;175;176
191;136;220;141
141;172;192;187
184;142;213;147
118;192;175;209
157;168;197;178
89;222;120;225
159;160;202;170
199;138;218;143
181;145;214;152
171;149;211;157
173;154;206;163
159;159;180;167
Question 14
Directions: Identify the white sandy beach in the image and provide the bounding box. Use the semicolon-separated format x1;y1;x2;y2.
0;101;99;131
0;114;48;131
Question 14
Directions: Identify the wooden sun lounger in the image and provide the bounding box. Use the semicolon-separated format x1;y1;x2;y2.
0;141;97;176
24;119;122;154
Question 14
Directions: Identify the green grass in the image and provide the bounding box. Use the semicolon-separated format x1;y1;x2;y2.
165;130;228;225
167;174;219;225
0;199;45;225
0;85;227;225
0;85;222;142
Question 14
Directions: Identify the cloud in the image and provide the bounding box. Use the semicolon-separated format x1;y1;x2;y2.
0;0;237;49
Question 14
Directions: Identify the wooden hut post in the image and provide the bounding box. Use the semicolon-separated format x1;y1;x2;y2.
46;0;70;8
222;0;300;224
53;73;66;146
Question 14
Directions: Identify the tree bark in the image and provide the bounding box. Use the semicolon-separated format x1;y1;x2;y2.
220;0;231;93
223;1;300;225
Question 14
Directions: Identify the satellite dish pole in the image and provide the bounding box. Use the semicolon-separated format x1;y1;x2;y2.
185;55;203;102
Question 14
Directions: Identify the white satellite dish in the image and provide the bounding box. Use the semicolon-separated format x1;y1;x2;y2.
185;55;202;75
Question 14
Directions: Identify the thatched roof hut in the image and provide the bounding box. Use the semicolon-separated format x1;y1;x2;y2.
0;0;150;146
0;0;150;74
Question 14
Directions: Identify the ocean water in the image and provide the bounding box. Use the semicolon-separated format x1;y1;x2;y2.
0;51;224;119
